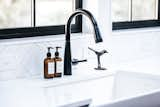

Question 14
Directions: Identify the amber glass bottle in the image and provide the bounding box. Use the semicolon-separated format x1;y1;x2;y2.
44;47;54;79
53;47;62;77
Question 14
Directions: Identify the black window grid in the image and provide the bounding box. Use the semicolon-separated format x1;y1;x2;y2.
0;0;82;39
113;0;160;30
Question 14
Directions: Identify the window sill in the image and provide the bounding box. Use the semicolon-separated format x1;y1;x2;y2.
0;33;91;45
112;26;160;36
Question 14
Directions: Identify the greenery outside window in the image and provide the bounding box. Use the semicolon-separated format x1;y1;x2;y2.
112;0;160;30
0;0;82;39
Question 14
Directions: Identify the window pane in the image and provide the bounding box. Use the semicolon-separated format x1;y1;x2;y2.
0;0;32;29
132;0;158;21
36;0;74;26
112;0;130;22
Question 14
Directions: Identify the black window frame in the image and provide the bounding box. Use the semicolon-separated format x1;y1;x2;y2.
113;0;160;30
0;0;82;39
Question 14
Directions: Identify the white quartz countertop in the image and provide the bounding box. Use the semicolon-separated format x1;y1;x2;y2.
1;56;160;107
0;61;114;107
0;61;114;87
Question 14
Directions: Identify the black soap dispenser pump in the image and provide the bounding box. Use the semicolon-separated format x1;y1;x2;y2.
55;47;61;58
47;47;52;57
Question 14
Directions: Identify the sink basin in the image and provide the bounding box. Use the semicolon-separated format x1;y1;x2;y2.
1;70;160;107
96;71;160;107
58;99;91;107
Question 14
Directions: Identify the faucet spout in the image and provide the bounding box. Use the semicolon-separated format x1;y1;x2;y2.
64;9;103;75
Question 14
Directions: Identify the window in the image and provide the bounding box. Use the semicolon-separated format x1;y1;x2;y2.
112;0;160;30
0;0;82;39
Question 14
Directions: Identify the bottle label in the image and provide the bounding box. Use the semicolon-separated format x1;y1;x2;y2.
57;62;63;73
48;62;54;74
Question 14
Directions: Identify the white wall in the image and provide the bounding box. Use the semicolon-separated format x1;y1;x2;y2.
0;0;160;80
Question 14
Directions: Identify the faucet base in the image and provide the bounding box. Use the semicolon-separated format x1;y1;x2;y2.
64;73;72;75
94;67;107;70
64;41;72;75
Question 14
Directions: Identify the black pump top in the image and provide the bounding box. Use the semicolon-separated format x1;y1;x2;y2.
47;47;53;57
55;47;62;58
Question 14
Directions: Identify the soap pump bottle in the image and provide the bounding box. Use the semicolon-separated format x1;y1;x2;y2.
53;47;62;77
44;47;54;79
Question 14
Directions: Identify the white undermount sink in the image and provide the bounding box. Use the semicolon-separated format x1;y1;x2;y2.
1;69;160;107
96;71;160;107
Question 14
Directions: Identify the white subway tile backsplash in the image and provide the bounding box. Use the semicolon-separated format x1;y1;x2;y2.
0;34;88;81
1;31;160;81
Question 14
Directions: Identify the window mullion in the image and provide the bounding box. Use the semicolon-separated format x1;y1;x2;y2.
31;0;36;27
129;0;133;21
158;0;160;19
33;0;36;27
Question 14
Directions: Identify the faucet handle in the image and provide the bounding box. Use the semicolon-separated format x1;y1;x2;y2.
72;58;87;65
